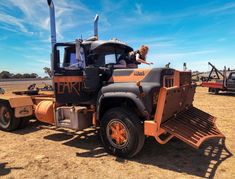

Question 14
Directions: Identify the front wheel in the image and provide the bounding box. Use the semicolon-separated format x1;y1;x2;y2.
100;107;145;158
0;102;20;131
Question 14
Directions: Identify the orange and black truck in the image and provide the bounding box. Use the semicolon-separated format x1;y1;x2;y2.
0;0;224;158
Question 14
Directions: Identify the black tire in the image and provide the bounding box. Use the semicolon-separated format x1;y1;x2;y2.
214;88;219;94
212;88;219;94
0;102;20;131
209;88;219;94
18;117;30;129
100;107;145;158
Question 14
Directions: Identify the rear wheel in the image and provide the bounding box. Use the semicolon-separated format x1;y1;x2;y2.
0;102;20;131
210;88;219;94
100;107;145;158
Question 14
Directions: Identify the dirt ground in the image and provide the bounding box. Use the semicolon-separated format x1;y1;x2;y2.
0;81;234;179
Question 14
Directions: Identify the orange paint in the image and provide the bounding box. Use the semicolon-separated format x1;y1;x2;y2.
35;100;55;124
110;122;127;145
173;70;180;87
110;69;151;83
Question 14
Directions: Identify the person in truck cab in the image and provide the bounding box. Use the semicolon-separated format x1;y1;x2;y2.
114;45;153;68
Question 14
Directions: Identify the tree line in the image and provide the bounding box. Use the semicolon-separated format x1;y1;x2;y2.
0;67;52;79
0;71;39;79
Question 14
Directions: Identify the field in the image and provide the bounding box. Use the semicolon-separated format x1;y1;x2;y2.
0;81;234;179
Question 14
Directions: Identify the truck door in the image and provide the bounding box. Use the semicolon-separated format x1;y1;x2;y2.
52;43;93;104
226;72;235;91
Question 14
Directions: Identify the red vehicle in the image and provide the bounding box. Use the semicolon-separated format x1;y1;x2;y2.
202;62;235;94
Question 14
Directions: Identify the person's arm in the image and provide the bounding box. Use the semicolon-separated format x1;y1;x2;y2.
136;54;153;65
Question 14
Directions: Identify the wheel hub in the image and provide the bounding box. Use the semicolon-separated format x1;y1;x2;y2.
107;120;129;148
4;111;10;119
0;106;10;126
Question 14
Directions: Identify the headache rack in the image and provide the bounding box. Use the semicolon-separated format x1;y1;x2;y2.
164;71;192;88
163;75;174;88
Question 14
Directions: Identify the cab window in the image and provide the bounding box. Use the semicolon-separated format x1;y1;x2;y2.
229;73;235;80
89;45;127;67
55;45;85;69
105;54;116;64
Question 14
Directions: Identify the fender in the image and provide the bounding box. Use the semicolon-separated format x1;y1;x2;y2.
96;92;149;120
0;95;33;118
0;94;33;108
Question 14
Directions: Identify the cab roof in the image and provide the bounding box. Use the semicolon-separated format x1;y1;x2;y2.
82;39;133;52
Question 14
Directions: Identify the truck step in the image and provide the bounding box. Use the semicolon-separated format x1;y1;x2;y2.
59;119;71;124
59;122;71;127
58;119;71;127
161;107;225;149
55;106;92;130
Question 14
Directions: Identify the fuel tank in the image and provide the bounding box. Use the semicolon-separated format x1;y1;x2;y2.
35;100;55;124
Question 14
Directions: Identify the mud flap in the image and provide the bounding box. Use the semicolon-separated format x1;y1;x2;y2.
161;107;225;149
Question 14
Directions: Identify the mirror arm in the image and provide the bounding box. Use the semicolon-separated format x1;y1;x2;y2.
76;39;81;61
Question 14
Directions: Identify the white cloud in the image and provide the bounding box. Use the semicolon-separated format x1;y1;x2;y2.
201;2;235;15
100;0;126;13
113;1;235;28
34;59;50;65
0;13;32;34
0;0;93;40
0;0;234;74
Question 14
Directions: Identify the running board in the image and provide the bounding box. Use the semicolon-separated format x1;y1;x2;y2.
161;107;225;149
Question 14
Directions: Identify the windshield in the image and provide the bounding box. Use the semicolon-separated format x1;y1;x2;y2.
88;44;129;67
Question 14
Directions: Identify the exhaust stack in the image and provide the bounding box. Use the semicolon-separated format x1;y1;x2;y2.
47;0;57;49
94;14;99;39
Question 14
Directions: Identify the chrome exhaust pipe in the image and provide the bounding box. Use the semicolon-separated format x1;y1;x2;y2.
94;14;99;39
47;0;57;49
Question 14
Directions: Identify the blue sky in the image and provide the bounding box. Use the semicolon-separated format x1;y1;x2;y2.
0;0;235;76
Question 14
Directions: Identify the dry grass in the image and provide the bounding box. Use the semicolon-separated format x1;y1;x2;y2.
0;80;50;94
0;81;234;179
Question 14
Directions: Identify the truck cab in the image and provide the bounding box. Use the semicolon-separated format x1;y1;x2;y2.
226;71;235;90
52;39;133;105
202;62;235;94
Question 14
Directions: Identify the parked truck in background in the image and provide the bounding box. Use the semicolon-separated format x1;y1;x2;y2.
202;62;235;94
